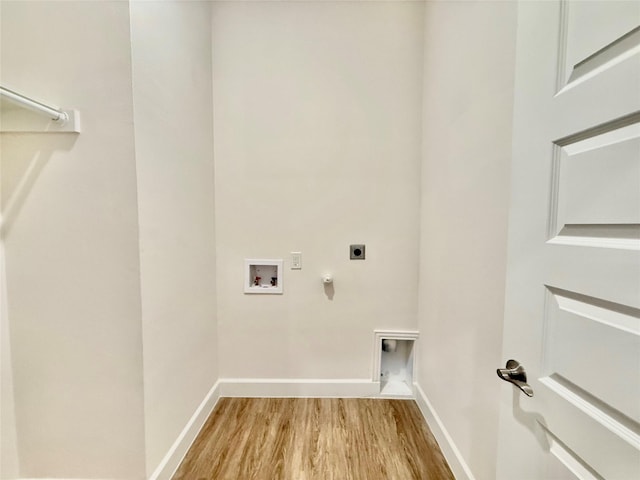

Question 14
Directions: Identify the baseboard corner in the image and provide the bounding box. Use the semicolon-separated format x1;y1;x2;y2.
148;380;221;480
414;382;476;480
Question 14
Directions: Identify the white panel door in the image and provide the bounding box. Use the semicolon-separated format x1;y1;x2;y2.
497;1;640;479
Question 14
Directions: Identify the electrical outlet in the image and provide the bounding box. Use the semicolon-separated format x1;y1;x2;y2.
350;244;365;260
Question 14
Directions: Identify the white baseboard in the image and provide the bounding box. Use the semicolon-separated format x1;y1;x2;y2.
218;378;379;398
148;380;221;480
19;381;465;480
148;379;376;479
414;383;475;480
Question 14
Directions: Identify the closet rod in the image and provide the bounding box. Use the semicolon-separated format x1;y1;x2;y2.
0;86;69;124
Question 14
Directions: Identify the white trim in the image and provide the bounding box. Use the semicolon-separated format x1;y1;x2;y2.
372;330;419;399
148;381;221;480
414;383;476;480
244;259;283;294
547;235;640;251
372;329;419;382
373;329;420;341
218;378;378;398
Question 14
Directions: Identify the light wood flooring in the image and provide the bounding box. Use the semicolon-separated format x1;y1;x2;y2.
173;397;454;480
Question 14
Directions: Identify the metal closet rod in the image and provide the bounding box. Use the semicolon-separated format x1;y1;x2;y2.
0;86;69;124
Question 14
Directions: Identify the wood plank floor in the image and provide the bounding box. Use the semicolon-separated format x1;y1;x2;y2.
173;398;454;480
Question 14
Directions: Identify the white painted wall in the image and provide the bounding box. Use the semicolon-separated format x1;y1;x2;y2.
212;1;424;381
417;1;517;479
129;1;218;475
0;2;521;479
0;5;18;467
0;241;19;480
0;1;146;478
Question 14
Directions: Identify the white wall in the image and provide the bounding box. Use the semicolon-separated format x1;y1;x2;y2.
0;5;18;465
0;2;521;479
417;1;517;479
0;1;146;478
212;1;424;381
1;245;19;480
129;1;218;475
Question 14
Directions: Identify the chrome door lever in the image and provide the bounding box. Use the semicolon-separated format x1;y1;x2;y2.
497;359;534;397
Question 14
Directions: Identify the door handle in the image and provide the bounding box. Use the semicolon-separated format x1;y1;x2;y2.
497;359;534;397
